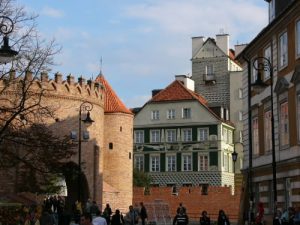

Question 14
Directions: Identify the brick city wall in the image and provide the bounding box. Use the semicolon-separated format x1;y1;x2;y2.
133;186;241;223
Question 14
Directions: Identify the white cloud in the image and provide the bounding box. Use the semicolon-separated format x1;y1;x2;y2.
41;6;64;18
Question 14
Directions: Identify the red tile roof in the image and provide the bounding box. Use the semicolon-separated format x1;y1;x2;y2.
95;74;133;115
150;80;208;105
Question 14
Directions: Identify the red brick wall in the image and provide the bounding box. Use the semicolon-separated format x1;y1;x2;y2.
133;186;241;223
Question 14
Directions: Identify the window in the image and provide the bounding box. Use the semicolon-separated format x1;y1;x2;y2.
201;184;209;195
228;130;233;144
238;88;243;99
264;110;272;153
205;65;215;81
296;20;300;58
297;94;300;142
239;111;243;121
222;127;228;143
198;154;209;171
150;130;160;143
252;58;258;82
224;153;229;172
151;110;160;120
182;128;192;142
167;109;175;119
182;108;191;119
166;129;176;142
279;32;288;68
182;154;192;171
166;155;176;172
134;155;144;171
134;130;144;143
197;128;209;141
252;117;259;155
264;46;272;80
280;101;289;147
150;155;160;172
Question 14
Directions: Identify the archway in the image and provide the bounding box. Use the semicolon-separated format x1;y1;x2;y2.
61;161;90;212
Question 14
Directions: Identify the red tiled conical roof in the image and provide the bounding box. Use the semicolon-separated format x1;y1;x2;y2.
95;74;132;114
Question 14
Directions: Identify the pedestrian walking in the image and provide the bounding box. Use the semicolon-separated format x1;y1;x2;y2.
139;202;148;225
255;202;264;225
125;205;139;225
274;210;282;225
200;211;210;225
93;210;108;225
103;204;112;225
80;213;93;225
173;208;189;225
111;210;124;225
217;210;230;225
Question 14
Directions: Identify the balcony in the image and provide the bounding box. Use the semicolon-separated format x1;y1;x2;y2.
203;73;216;84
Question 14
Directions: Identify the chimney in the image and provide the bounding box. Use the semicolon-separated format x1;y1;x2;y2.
55;72;62;84
41;71;48;82
234;44;247;57
25;70;33;81
192;36;204;58
175;75;195;91
67;74;75;85
216;34;229;56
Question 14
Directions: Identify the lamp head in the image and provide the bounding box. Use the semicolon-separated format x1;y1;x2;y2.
82;111;94;126
251;72;268;93
0;36;18;64
232;151;238;162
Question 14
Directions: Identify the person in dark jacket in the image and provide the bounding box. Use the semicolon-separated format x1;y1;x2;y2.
173;208;189;225
217;210;230;225
139;202;148;225
200;211;210;225
111;210;124;225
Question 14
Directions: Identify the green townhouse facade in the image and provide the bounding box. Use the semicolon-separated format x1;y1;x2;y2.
133;75;236;189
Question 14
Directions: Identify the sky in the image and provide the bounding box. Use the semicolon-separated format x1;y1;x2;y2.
18;0;269;108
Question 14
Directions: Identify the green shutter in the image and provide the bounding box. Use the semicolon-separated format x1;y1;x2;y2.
193;127;197;141
161;153;165;172
177;153;181;172
209;151;218;166
193;152;198;171
144;154;150;172
209;125;218;135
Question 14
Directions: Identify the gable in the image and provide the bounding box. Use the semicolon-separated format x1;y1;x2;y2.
134;101;220;127
193;39;227;59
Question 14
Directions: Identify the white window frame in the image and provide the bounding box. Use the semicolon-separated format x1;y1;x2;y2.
252;58;258;83
252;116;259;155
150;129;160;143
134;155;144;171
198;154;209;171
279;31;288;69
264;110;272;154
166;129;176;143
239;111;243;121
134;130;144;144
280;101;289;148
182;154;192;171
166;154;176;172
150;155;160;172
182;108;191;119
223;153;229;172
264;45;272;80
151;110;160;120
167;109;175;119
182;128;192;142
197;128;209;142
228;130;233;144
222;127;228;143
296;19;300;58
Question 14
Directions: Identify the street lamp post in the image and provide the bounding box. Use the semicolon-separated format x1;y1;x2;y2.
78;101;94;203
252;56;277;215
232;150;238;173
0;16;18;64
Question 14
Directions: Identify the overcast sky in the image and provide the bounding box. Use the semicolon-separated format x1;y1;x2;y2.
18;0;268;108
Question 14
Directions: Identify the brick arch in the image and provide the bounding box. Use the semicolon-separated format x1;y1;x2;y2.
61;161;90;212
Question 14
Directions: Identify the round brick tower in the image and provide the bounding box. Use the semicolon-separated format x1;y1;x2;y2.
96;74;134;213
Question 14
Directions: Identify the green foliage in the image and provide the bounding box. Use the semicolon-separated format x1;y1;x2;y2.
133;168;151;187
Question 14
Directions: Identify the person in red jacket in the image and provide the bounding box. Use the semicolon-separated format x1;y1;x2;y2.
255;202;264;225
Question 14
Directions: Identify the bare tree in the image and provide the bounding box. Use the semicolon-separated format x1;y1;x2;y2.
0;0;75;192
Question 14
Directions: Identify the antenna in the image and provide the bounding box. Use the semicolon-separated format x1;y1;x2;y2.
99;57;103;75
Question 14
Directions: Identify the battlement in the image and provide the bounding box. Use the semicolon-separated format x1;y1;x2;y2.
1;70;105;105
